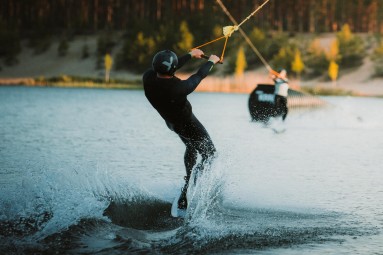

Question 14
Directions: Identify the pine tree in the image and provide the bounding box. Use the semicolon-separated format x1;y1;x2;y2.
235;46;247;77
338;24;352;42
104;53;113;83
327;39;340;61
291;49;305;79
328;60;339;85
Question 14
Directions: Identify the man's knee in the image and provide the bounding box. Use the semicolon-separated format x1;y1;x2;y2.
185;143;197;153
201;140;216;160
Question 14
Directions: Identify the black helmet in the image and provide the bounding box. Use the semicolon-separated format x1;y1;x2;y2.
152;50;178;75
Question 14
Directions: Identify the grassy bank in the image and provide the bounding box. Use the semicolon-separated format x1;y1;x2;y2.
2;75;381;97
0;75;143;90
300;86;361;96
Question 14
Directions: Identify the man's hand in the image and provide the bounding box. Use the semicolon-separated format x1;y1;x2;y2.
208;55;221;64
189;48;204;59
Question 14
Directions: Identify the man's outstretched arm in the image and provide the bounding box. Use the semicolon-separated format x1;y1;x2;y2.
176;55;220;96
176;49;205;70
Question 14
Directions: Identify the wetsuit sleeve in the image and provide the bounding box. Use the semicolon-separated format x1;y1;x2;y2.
142;69;155;83
175;61;214;95
176;54;192;70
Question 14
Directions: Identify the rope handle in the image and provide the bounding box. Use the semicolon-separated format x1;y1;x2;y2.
269;69;288;82
201;54;224;64
269;69;280;76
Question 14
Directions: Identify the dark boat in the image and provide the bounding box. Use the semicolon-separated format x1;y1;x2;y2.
248;84;326;123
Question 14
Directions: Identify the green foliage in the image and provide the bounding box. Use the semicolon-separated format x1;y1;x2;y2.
0;25;21;65
36;75;142;89
82;44;90;59
116;32;157;72
301;86;355;96
245;27;268;67
155;23;179;50
304;39;329;77
336;24;366;68
97;33;116;55
270;44;296;73
58;39;69;57
243;29;289;70
371;42;383;77
28;32;51;55
265;32;289;59
116;21;198;73
213;25;223;38
96;33;117;69
175;21;194;55
187;9;220;46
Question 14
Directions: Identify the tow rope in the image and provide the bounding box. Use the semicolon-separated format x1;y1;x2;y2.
193;0;280;77
193;26;236;64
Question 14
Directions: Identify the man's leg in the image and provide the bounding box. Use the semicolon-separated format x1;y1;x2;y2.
177;137;197;209
173;114;216;209
281;97;288;121
182;138;198;181
181;114;216;177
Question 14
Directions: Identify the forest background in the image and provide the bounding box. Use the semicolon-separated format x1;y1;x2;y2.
1;0;383;95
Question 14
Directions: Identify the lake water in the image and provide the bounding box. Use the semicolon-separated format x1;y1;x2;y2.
0;86;382;254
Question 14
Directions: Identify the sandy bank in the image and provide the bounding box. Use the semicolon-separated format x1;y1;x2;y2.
1;35;383;96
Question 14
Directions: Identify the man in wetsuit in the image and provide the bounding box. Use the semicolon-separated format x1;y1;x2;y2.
271;69;289;121
143;49;220;210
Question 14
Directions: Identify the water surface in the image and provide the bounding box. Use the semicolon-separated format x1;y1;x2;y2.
0;86;382;254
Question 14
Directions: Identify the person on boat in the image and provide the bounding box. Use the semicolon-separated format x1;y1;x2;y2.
143;49;220;210
271;69;289;121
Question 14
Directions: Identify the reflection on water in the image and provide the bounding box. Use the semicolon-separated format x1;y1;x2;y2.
0;86;382;254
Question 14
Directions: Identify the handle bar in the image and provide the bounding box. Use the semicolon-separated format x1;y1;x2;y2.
201;54;223;64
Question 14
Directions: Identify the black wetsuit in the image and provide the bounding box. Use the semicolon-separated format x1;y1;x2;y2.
143;54;216;194
275;95;288;121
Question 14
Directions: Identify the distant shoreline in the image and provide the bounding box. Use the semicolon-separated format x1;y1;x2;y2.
0;78;142;90
1;34;383;97
1;77;382;98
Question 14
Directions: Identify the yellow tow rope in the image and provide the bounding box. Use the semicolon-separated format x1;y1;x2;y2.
192;0;271;65
215;0;280;76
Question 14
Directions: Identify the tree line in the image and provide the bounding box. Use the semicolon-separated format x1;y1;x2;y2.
1;0;383;78
1;0;383;35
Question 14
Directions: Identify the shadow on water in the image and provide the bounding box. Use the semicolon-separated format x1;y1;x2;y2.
0;153;379;254
0;198;379;254
103;198;183;231
0;198;183;254
158;206;378;255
